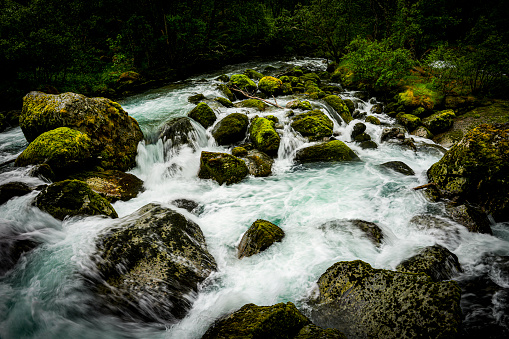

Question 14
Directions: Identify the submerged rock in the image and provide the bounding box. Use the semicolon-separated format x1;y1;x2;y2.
35;180;117;220
212;113;249;146
0;181;33;205
396;244;462;282
19;91;143;171
244;150;274;177
188;93;206;104
94;203;217;323
309;260;462;338
28;163;55;182
323;95;353;124
249;117;280;156
320;219;384;247
237;219;285;259
158;116;205;152
427;123;509;221
198;151;248;185
170;199;199;213
295;140;359;164
202;302;311;339
380;161;415;176
291;110;334;141
188;102;217;129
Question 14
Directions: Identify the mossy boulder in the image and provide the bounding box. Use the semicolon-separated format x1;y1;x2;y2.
34;180;117;220
380;161;415;176
214;97;234;108
236;99;268;112
304;80;325;99
15;127;94;176
423;109;456;134
309;260;462;338
202;302;311;339
94;203;217;322
228;74;257;96
291;110;333;141
397;113;422;131
69;170;144;202
188;93;206;104
28;163;55;182
286;100;312;111
0;182;33;205
217;84;236;102
19;91;143;171
258;76;283;96
323;95;353;124
427;123;509;221
249;117;280;156
300;72;321;85
198;151;249;185
244;150;274;177
295;140;359;164
212;113;249;146
232;146;248;157
238;219;284;259
396;244;462;282
188;102;217;129
365;115;381;125
244;69;265;81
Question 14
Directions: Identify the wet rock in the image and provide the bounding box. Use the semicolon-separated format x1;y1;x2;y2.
238;219;284;259
249;117;280;156
188;102;217;129
28;164;55;182
216;84;235;102
158;116;205;153
244;150;274;177
397;113;422;131
381;127;406;142
365;115;381;125
202;302;311;339
214;97;233;108
19;91;143;171
291;110;334;141
286;100;312;111
445;203;492;234
427;123;509;221
236;99;268;111
216;74;229;83
228;74;257;98
343;99;355;114
188;93;206;104
411;125;434;139
323;95;353;124
15;127;94;177
423;109;456;134
352;110;367;120
295;324;347;339
243;69;264;81
69;169;144;202
320;219;384;247
309;260;462;338
360;140;378;149
295;140;359;164
380;161;415;176
198;151;248;185
0;221;39;277
396;244;462;282
170;199;199;213
212;113;249;146
34;179;118;220
370;103;383;114
231;146;248;157
351;122;366;140
258;76;283;96
0;181;33;205
94;203;217;323
409;214;464;249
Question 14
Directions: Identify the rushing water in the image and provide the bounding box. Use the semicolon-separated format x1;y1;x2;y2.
1;58;508;338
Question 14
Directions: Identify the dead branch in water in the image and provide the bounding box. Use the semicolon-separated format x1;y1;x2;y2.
230;87;284;109
413;183;436;190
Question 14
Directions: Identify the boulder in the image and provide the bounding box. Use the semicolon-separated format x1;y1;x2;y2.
228;74;257;97
214;97;234;108
238;219;285;259
295;324;346;339
244;150;274;177
35;180;117;220
94;203;217;322
370;103;383;114
304;80;325;99
212;113;249;146
69;170;144;202
360;140;378;149
295;140;359;164
427;123;509;221
170;199;199;213
445;203;492;234
198;151;249;185
323;95;353;124
28;163;55;182
243;69;264;81
231;146;248;157
380;161;415;176
381;127;406;142
249;117;280;156
319;219;384;247
343;99;355;114
423;109;456;134
19;91;143;171
286;100;312;111
291;110;334;141
411;126;434;139
365;115;381;125
397;113;422;131
217;84;235;102
202;302;311;339
188;102;217;129
351;122;366;140
0;182;33;205
309;260;462;338
216;74;229;83
236;99;268;112
409;214;464;249
15;127;94;176
258;76;283;96
158;116;205;153
396;244;462;282
188;93;206;104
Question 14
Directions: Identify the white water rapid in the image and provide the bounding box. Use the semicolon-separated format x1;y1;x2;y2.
1;58;508;338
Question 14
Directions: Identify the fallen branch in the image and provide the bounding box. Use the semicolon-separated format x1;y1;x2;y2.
413;183;436;190
230;87;284;109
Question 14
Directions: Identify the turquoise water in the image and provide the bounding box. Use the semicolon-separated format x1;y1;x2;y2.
1;58;508;338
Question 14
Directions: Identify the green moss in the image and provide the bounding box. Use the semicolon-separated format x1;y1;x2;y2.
217;84;235;102
300;72;321;85
228;74;257;93
304;80;325;99
188;93;206;104
291;109;334;141
397;113;422;131
216;74;229;82
258;76;283;96
212;113;249;145
214;97;234;108
365;116;381;125
238;219;285;259
397;84;444;110
15;127;93;175
237;99;268;111
244;69;264;81
423;109;456;134
188;102;216;129
265;115;279;124
198;151;249;185
249;117;280;156
232;146;248;157
286;100;312;111
323;95;353;124
295;140;359;163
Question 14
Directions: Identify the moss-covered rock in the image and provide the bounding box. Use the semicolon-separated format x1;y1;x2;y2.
217;84;236;102
94;203;217;322
232;146;248;157
295;140;359;163
214;97;234;108
249;117;280;156
380;161;415;176
15;127;94;176
202;302;310;339
397;113;422;131
304;80;325;99
423;109;456;134
309;260;462;338
396;244;462;282
244;69;265;81
159;116;205;153
236;99;268;112
244;150;274;177
351;122;366;140
198;151;249;185
69;170;144;202
228;74;257;95
427;123;509;221
188;93;206;104
360;140;378;149
300;72;321;85
291;110;333;141
212;113;249;146
188;102;217;129
216;74;230;83
323;95;353;124
286;100;312;111
258;76;283;96
19;91;143;171
319;219;384;247
35;180;117;220
0;182;33;205
295;324;347;339
237;219;284;259
365;115;381;125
